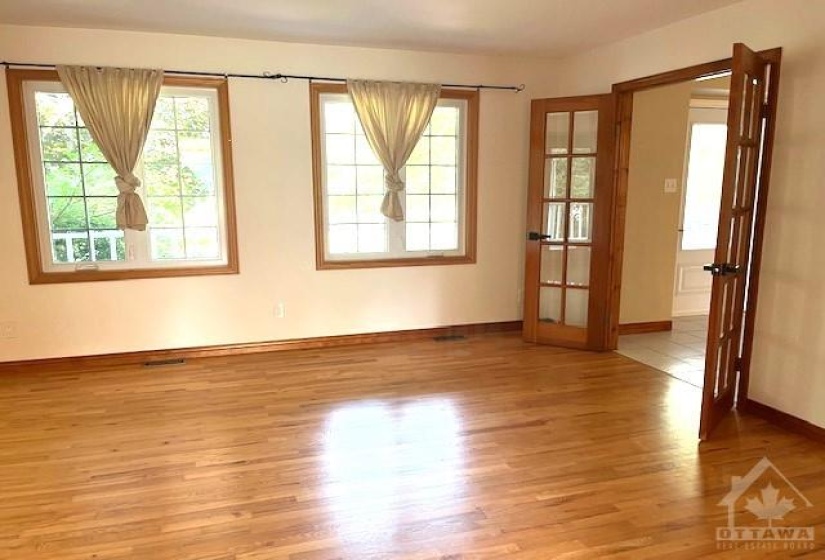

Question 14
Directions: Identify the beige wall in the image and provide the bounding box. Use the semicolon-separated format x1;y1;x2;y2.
620;81;692;325
0;25;550;362
4;0;825;432
550;0;825;428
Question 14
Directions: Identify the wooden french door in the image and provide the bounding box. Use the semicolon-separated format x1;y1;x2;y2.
699;44;775;439
523;95;615;350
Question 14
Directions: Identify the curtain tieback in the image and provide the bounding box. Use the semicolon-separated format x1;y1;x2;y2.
115;175;142;194
385;174;405;193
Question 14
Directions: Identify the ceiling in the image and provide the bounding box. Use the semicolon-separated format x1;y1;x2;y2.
0;0;742;57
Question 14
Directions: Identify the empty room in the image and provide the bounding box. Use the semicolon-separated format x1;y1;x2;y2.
1;0;824;558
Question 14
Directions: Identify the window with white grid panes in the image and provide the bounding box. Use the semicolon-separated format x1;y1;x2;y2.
313;85;477;267
12;72;237;283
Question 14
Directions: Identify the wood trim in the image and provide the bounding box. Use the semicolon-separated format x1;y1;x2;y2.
459;86;479;266
309;82;479;270
612;58;733;93
314;255;477;269
618;320;672;335
606;48;781;351
743;398;825;444
310;81;327;271
4;69;240;284
605;91;633;350
7;69;44;284
0;320;523;373
589;93;618;351
521;99;545;344
215;78;240;276
17;264;240;284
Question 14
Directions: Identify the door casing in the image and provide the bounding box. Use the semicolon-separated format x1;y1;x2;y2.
606;48;783;408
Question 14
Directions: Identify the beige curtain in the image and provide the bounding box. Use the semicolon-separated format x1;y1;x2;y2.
347;80;440;221
57;65;163;231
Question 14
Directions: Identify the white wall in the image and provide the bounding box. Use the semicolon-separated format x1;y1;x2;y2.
0;25;549;361
550;0;825;428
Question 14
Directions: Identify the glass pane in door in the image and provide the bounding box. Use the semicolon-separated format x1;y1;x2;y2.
544;158;568;198
546;113;570;154
573;111;598;154
543;202;566;241
539;287;562;323
571;157;596;198
567;246;591;286
565;289;589;327
540;245;563;284
569;203;593;242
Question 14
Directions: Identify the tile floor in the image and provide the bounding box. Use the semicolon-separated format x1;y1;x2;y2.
617;315;708;388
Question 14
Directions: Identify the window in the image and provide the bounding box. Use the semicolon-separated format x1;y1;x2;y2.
310;83;478;269
7;70;238;283
681;107;728;251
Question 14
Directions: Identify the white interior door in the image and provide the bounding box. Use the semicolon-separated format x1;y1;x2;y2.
673;106;728;317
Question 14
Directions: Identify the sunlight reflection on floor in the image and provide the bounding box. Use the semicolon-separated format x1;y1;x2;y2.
322;398;465;544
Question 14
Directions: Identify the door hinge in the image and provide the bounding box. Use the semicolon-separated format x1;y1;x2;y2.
734;356;742;372
761;103;770;119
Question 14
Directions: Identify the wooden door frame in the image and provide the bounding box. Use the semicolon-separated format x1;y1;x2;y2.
605;48;783;406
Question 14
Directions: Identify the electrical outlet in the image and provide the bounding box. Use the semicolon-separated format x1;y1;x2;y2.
275;303;286;319
664;178;679;193
0;321;19;340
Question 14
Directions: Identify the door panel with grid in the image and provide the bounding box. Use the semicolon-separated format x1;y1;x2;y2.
524;96;615;350
700;44;771;439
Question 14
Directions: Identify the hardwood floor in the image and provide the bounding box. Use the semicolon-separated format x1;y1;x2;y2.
1;333;823;559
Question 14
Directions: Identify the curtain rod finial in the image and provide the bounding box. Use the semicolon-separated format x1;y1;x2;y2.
516;84;526;92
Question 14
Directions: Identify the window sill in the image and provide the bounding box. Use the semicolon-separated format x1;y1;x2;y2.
27;262;239;284
317;254;476;270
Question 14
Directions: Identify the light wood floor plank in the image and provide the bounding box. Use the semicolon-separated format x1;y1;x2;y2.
1;334;823;558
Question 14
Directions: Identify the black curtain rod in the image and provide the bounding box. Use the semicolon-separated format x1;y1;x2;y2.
1;61;525;92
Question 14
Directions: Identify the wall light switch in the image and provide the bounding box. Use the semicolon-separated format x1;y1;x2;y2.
664;178;679;193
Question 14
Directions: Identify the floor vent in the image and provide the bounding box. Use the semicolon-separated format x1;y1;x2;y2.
143;358;186;367
433;334;467;342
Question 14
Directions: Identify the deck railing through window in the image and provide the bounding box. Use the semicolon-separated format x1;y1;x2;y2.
51;230;123;262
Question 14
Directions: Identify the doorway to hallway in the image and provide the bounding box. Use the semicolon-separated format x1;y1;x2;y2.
616;315;708;387
616;75;730;390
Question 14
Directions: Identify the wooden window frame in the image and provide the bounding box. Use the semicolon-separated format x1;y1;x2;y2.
309;82;479;270
6;69;239;284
